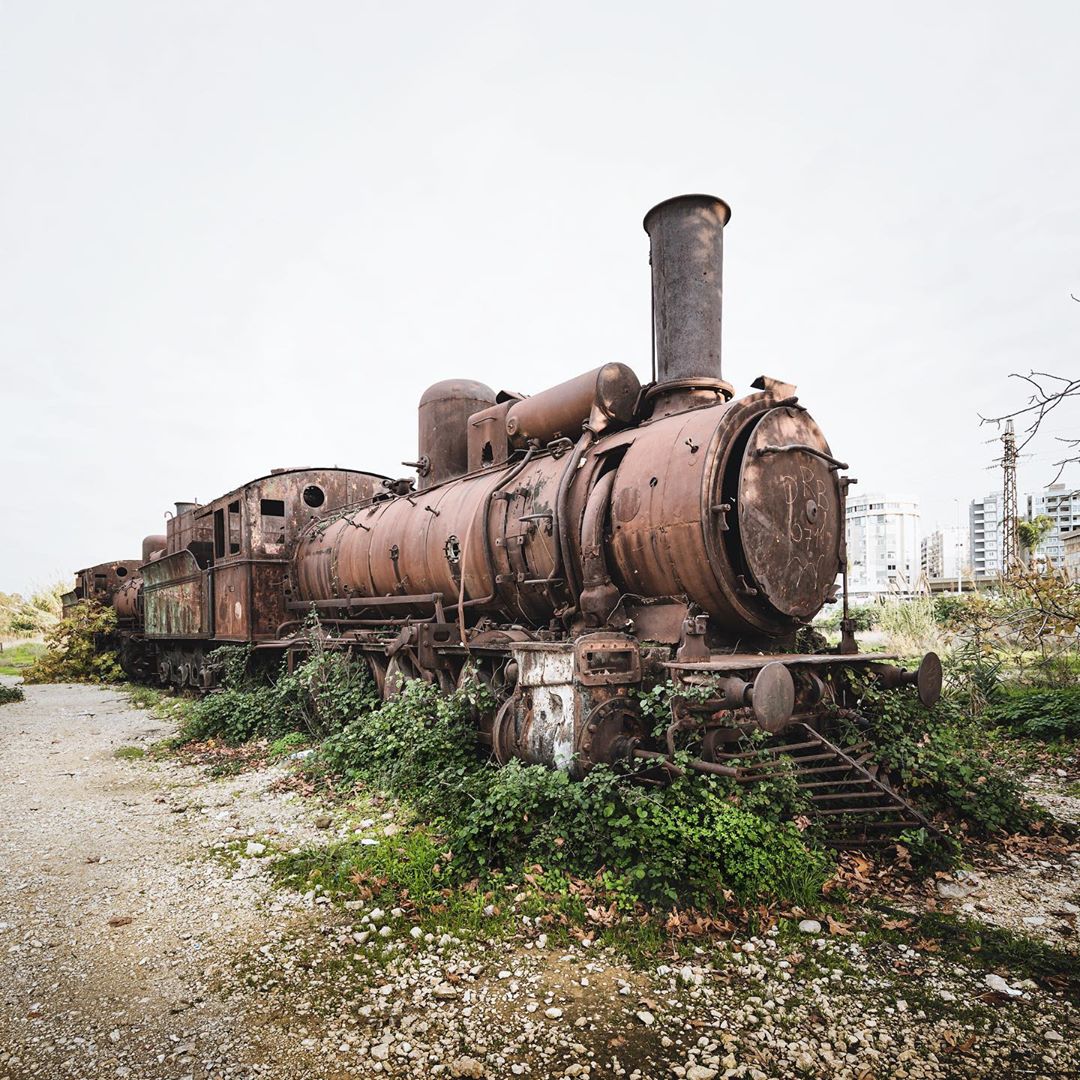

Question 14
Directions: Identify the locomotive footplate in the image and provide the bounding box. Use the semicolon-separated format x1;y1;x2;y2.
666;651;943;711
665;652;898;672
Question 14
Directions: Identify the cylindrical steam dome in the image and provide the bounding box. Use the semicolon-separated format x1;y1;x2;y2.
142;534;167;563
418;379;497;490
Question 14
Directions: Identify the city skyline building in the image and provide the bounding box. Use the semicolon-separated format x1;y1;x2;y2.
1025;483;1080;566
844;491;920;603
920;525;970;581
969;493;1003;578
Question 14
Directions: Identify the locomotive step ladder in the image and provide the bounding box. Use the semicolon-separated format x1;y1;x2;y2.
716;723;937;849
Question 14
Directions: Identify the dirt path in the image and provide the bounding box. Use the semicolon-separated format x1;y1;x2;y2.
0;682;326;1080
1;683;1077;1080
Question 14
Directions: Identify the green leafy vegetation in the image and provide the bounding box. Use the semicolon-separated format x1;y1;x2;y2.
816;603;878;633
172;587;1079;911
851;683;1035;836
187;657;830;909
113;745;146;760
0;684;24;705
268;731;312;760
985;686;1080;739
23;601;123;684
180;640;380;745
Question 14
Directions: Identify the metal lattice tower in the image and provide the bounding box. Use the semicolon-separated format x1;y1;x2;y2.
1001;419;1019;574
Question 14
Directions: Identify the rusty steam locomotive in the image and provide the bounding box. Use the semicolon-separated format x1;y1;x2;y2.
67;195;940;843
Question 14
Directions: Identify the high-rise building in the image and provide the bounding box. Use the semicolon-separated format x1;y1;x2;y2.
845;492;920;602
1063;530;1080;577
969;494;1003;578
920;526;969;581
1025;483;1080;565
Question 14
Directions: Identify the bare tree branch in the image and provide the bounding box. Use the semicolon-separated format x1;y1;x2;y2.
977;296;1079;480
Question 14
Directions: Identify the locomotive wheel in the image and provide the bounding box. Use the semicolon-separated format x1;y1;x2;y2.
575;697;644;776
383;653;421;701
491;695;520;765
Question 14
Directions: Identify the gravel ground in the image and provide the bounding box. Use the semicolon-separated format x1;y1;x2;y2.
1;683;1077;1080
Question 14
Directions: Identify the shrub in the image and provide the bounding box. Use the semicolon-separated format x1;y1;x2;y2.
319;679;482;819
985;687;1080;740
876;596;942;656
851;684;1033;835
23;602;122;684
452;761;829;908
181;642;380;744
816;604;878;633
0;684;24;705
317;679;830;909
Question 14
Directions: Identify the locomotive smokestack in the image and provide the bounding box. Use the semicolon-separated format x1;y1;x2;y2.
643;194;732;396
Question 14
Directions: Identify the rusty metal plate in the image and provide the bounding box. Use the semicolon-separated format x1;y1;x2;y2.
917;652;943;707
751;662;795;733
737;408;842;620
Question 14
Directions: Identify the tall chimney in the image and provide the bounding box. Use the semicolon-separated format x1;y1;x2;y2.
643;194;732;401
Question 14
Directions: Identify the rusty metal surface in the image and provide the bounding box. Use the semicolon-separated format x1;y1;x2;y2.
504;364;640;446
737;407;844;619
732;724;939;848
665;652;899;671
643;194;731;387
466;401;513;472
113;576;142;623
141;534;167;563
65;192;949;847
143;469;384;642
294;451;570;624
417;380;496;489
142;550;211;638
65;560;142;618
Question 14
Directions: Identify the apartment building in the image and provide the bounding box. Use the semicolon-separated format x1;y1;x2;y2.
845;492;920;602
1025;483;1080;566
969;494;1003;578
920;525;969;581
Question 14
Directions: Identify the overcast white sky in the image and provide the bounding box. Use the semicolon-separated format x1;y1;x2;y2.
2;1;1078;594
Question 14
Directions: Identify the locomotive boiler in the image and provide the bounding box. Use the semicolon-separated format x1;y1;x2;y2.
72;194;941;846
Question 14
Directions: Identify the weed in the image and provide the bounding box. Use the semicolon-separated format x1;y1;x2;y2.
0;582;64;638
312;678;831;909
180;641;379;745
113;745;146;761
847;683;1035;837
268;731;311;760
985;686;1080;740
0;684;24;705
